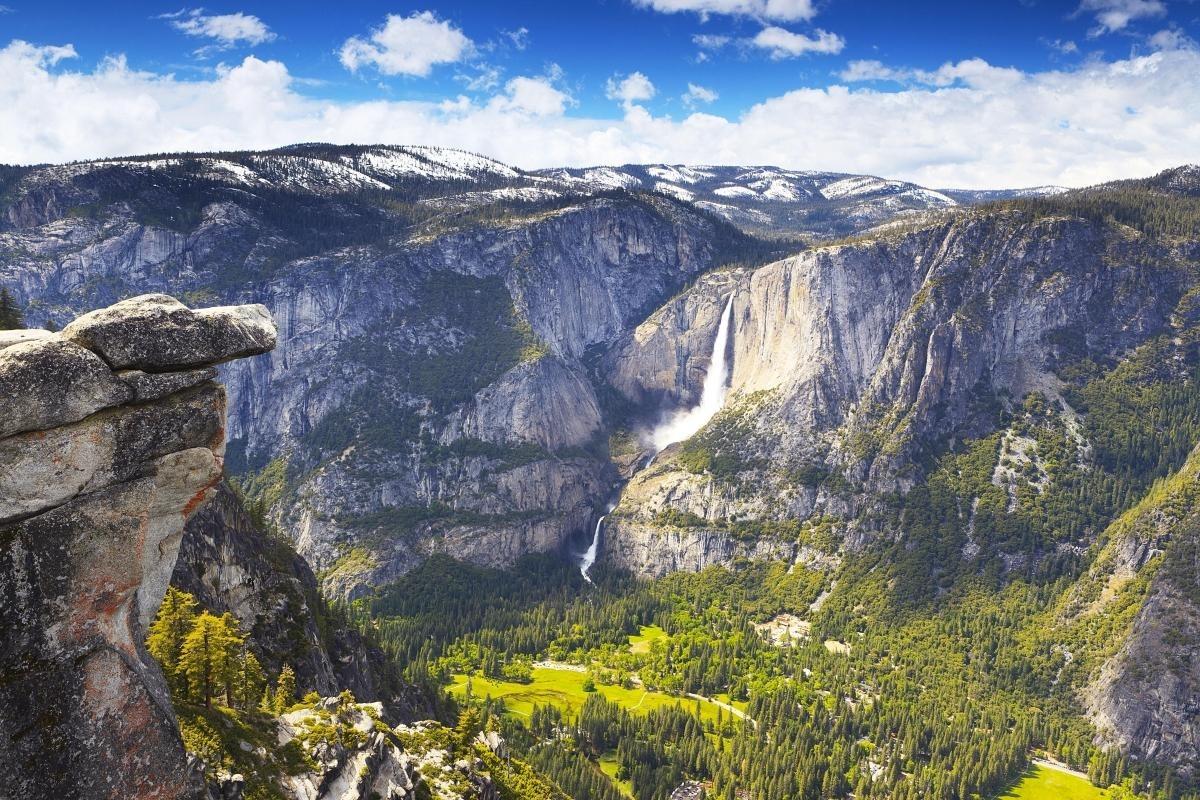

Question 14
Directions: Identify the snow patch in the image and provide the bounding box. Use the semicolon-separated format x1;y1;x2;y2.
653;181;695;202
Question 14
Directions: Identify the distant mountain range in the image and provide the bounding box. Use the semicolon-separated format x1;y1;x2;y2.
2;143;1071;240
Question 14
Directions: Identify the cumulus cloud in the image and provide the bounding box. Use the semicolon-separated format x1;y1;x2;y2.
682;83;718;107
1077;0;1166;36
3;39;1200;190
752;26;844;58
340;11;471;77
631;0;817;22
165;9;275;48
489;75;572;116
606;71;657;109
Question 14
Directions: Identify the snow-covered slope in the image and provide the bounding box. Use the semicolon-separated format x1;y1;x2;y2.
534;163;963;237
940;185;1071;203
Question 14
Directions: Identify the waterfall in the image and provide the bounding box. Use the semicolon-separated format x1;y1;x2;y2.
579;513;606;583
650;294;735;453
579;293;735;584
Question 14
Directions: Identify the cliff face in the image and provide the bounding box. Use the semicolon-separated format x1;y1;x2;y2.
172;482;403;705
1068;445;1200;779
0;295;275;800
602;210;1199;575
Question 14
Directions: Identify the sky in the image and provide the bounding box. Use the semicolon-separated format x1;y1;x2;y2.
1;0;1198;187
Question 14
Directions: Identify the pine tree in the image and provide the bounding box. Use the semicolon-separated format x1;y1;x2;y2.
146;587;199;694
232;648;266;711
179;612;241;708
0;288;23;330
273;664;297;714
455;706;483;749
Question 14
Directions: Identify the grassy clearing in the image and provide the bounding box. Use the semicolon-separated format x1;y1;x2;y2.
996;763;1108;800
628;624;668;654
450;667;729;726
598;752;634;798
713;692;750;713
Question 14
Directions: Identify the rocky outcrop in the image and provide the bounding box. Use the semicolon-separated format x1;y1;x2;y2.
276;699;500;800
278;700;420;800
0;295;275;799
62;295;276;370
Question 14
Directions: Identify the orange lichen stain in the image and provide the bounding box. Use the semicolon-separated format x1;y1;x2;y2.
181;485;212;517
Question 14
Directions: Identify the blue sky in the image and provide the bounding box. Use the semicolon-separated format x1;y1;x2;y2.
1;1;1198;186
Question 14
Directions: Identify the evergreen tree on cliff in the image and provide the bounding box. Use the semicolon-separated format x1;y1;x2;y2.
180;612;242;708
0;288;23;329
147;587;198;695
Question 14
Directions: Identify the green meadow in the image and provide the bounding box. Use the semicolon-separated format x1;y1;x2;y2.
628;624;668;654
996;763;1109;800
598;752;634;798
449;666;730;726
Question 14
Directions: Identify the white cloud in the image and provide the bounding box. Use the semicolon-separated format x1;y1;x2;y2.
1077;0;1166;35
695;27;843;60
503;27;530;50
839;57;1023;89
459;64;503;92
631;0;816;22
167;9;274;47
693;33;733;50
340;11;471;77
1147;28;1198;52
682;83;719;107
838;59;902;82
1047;38;1080;54
606;71;657;109
751;26;844;58
4;39;1200;191
489;75;571;116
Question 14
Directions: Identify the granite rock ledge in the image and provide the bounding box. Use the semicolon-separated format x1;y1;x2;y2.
0;295;276;800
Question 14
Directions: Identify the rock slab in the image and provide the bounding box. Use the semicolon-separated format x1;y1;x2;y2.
62;294;276;371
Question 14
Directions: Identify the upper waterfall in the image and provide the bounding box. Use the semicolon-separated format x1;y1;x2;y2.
650;294;735;453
